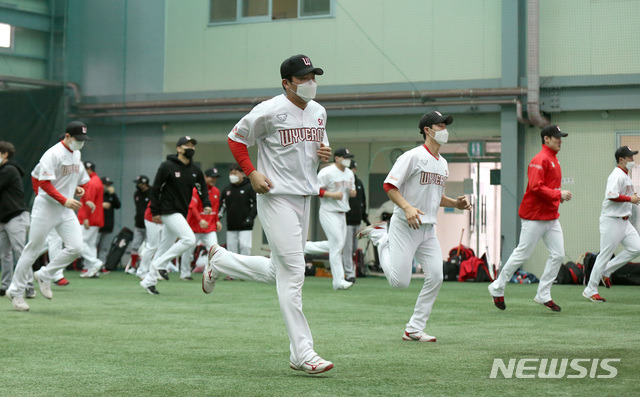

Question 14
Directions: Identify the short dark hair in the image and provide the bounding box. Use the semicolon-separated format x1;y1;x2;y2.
0;141;16;159
282;76;292;92
229;163;243;172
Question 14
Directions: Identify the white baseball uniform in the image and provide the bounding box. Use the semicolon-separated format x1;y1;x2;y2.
7;141;89;297
211;93;328;366
366;145;447;334
303;164;355;289
584;166;640;296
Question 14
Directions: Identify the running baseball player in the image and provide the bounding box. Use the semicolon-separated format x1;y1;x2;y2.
357;111;471;342
127;175;151;271
203;54;334;374
6;121;91;311
488;124;571;312
132;202;163;279
303;148;356;290
583;146;640;302
78;161;105;278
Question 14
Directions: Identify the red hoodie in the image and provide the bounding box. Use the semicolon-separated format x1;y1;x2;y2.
187;185;220;233
77;172;104;227
518;145;563;220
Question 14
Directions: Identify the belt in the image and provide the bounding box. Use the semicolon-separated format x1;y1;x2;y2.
621;216;629;221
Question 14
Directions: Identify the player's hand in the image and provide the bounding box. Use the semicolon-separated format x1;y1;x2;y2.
86;201;96;212
560;190;572;202
216;221;222;231
403;205;425;230
83;219;90;230
631;194;640;204
75;186;85;198
248;171;273;194
64;198;82;211
103;202;112;209
203;206;213;215
199;219;209;229
152;215;161;224
455;195;471;210
330;191;344;200
317;144;332;163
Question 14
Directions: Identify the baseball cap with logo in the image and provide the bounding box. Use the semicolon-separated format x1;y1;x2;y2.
280;54;324;79
334;148;354;158
615;146;639;162
540;124;568;139
418;111;454;133
101;176;113;186
134;175;149;185
84;161;96;171
205;167;221;177
177;136;197;146
66;121;90;141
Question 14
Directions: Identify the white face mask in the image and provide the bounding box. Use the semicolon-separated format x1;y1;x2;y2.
626;161;635;171
290;80;317;102
429;128;449;145
341;158;351;168
69;139;84;151
229;174;241;184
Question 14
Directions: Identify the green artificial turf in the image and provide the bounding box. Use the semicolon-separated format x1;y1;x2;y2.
2;272;638;396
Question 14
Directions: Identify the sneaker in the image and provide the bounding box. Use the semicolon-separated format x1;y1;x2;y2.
158;270;169;281
289;355;334;374
79;269;99;278
8;294;29;311
534;298;561;312
100;268;110;274
180;276;193;281
356;221;387;240
125;266;137;275
202;244;221;294
602;276;611;289
402;330;436;342
33;269;53;299
492;296;506;310
25;287;36;299
140;282;159;295
54;278;70;286
582;291;606;302
336;281;353;290
346;277;356;284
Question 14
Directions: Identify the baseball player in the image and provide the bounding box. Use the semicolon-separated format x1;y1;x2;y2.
78;161;105;278
179;167;222;280
127;175;151;271
343;160;370;282
6;121;90;311
488;124;571;312
133;202;163;279
218;164;257;256
139;136;211;294
583;146;640;302
203;54;334;374
303;148;357;290
357;111;471;342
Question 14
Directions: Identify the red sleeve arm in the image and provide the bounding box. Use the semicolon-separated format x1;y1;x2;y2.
228;138;256;176
189;189;203;221
611;195;631;202
31;177;39;193
39;180;67;205
383;183;398;193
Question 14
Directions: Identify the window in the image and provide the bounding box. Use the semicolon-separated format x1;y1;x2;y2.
0;23;12;49
210;0;332;24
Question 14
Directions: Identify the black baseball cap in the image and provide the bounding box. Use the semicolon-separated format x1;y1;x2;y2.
84;161;96;171
177;136;197;146
615;146;639;162
205;167;221;177
540;124;568;139
280;54;324;79
134;175;149;185
349;161;357;170
334;148;354;158
418;111;454;133
101;176;113;186
65;121;90;141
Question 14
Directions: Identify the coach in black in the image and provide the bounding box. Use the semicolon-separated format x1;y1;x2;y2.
129;175;151;270
219;163;257;255
139;136;212;294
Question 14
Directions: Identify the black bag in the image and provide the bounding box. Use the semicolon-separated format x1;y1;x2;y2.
582;252;598;285
556;261;584;284
611;263;640;285
104;227;134;270
442;261;459;281
474;254;494;282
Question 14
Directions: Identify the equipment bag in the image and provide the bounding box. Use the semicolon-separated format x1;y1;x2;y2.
105;227;134;271
611;262;640;285
442;261;459;281
556;261;584;284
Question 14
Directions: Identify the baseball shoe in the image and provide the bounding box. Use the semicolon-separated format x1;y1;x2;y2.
602;276;611;289
33;269;53;299
346;277;356;284
140;282;159;295
534;298;561;312
582;291;606;302
356;221;387;240
180;276;193;281
202;244;221;294
100;268;110;274
54;278;70;286
289;355;333;374
79;269;99;278
336;280;353;290
402;330;436;342
125;266;137;275
25;287;36;299
7;294;29;311
158;270;169;281
491;296;506;310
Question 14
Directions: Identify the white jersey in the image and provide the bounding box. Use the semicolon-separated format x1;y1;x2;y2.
32;141;89;203
601;166;634;218
228;94;329;196
384;145;448;225
317;164;355;213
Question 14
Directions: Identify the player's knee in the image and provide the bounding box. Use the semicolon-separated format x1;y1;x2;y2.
67;242;83;257
389;277;411;289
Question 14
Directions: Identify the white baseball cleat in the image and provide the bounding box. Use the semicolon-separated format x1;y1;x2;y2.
336;281;353;290
33;269;53;299
356;221;387;240
289;355;334;374
202;244;221;294
8;294;29;311
80;268;99;278
402;330;436;342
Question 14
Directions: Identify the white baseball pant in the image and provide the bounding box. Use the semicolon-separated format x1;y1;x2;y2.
226;230;252;255
318;207;347;289
130;226;146;254
0;211;30;290
180;231;218;278
210;194;316;367
136;220;162;279
7;196;83;296
368;217;443;333
342;224;359;279
489;219;564;302
141;213;195;287
584;216;640;296
81;225;103;273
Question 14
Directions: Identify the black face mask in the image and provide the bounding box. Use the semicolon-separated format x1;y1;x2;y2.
183;148;195;159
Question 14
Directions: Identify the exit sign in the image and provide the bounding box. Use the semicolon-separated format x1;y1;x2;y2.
468;141;485;158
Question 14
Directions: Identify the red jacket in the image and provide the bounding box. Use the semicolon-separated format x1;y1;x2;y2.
518;145;563;220
187;185;220;233
77;172;104;227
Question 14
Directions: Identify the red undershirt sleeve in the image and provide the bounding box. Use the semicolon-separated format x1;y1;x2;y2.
39;180;67;205
319;189;326;197
383;182;398;193
611;195;631;202
228;138;256;176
